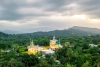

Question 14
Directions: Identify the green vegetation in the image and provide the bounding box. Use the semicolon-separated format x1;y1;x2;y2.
0;32;100;67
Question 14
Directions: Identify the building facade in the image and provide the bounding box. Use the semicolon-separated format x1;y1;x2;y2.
28;36;62;54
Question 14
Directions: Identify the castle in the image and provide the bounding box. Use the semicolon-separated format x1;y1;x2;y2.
28;36;62;54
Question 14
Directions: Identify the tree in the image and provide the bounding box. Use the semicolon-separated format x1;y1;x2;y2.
97;61;100;67
6;50;17;60
6;58;24;67
89;47;99;55
81;61;91;67
21;54;39;67
66;63;76;67
17;46;27;53
65;42;70;46
66;63;72;67
82;42;89;49
97;44;100;48
45;54;56;65
11;44;19;51
34;57;51;67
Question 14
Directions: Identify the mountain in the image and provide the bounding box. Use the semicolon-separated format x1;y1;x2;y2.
1;30;21;34
1;26;100;36
19;26;100;36
71;26;100;34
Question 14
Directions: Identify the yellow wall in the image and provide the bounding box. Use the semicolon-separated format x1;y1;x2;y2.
28;47;37;54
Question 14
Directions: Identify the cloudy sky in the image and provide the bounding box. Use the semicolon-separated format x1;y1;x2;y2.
0;0;100;33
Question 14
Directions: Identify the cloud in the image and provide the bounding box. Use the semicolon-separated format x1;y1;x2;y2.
0;0;100;20
76;0;100;18
0;0;100;33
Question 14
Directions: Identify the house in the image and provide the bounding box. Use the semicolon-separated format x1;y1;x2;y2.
89;44;97;47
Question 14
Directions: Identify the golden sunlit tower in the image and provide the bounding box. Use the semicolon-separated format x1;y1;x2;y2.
50;36;60;50
50;36;56;48
28;40;37;54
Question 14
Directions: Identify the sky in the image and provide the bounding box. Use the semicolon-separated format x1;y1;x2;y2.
0;0;100;33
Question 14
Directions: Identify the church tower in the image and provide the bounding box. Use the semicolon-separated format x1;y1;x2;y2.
50;36;60;50
53;36;56;40
28;40;37;54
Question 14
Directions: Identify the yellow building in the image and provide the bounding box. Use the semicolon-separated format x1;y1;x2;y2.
28;40;37;54
50;36;60;50
27;36;62;55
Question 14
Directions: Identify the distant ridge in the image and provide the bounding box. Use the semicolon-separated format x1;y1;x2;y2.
1;30;21;34
1;26;100;36
18;26;100;36
71;26;100;34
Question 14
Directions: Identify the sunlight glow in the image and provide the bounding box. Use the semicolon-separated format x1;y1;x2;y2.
72;14;87;20
91;19;100;23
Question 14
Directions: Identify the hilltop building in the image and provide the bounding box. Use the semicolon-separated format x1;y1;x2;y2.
50;36;62;50
28;36;62;54
28;40;37;54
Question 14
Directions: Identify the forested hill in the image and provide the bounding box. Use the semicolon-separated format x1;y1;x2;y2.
31;29;93;36
0;32;8;37
1;30;20;34
1;26;100;36
19;26;100;36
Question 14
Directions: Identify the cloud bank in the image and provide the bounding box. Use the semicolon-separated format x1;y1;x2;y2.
0;0;100;33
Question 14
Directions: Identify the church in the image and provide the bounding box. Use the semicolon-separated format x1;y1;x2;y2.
28;36;62;54
50;36;61;50
27;40;37;54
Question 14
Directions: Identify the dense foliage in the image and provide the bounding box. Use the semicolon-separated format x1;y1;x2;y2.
0;32;100;67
